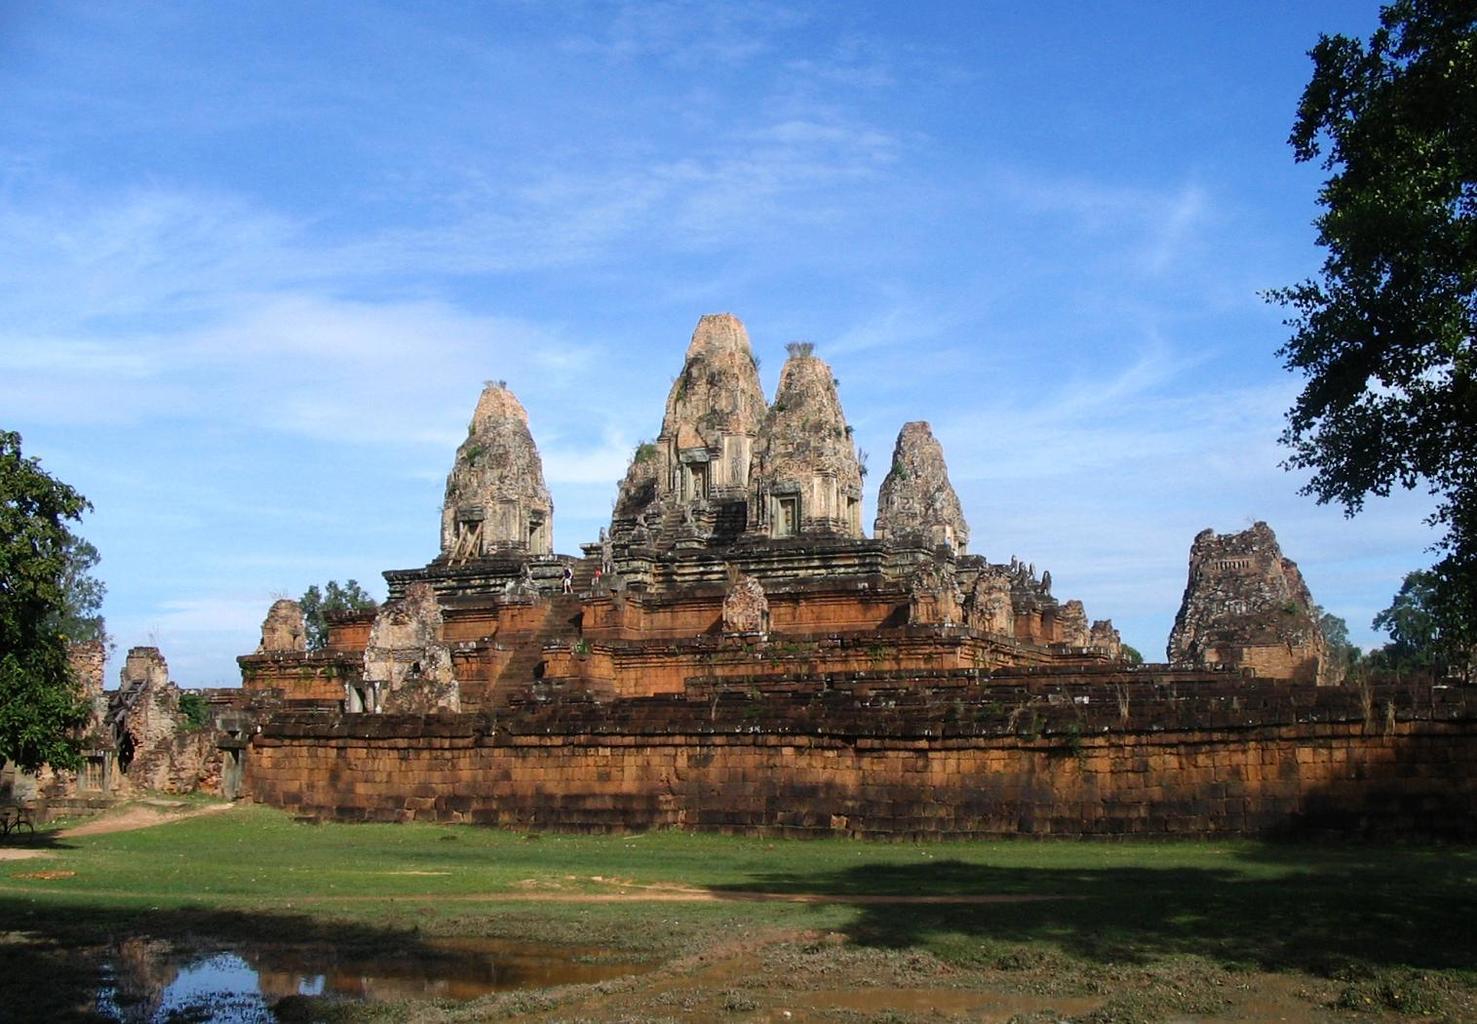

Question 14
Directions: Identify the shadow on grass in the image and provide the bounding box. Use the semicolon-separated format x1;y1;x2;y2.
0;897;455;1024
0;829;79;853
709;843;1477;975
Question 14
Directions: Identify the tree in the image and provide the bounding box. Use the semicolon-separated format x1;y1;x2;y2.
1120;644;1144;666
1371;568;1473;677
1270;1;1477;654
0;431;90;772
50;533;108;646
300;579;378;650
1317;608;1356;680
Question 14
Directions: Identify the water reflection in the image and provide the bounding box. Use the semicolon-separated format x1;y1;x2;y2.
96;935;648;1022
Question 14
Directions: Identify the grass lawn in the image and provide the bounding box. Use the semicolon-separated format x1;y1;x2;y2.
1;801;1474;1023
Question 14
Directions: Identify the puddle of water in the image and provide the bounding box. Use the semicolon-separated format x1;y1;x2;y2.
95;936;650;1021
97;952;274;1024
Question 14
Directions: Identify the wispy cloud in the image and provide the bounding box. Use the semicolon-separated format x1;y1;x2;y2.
559;0;809;68
0;290;581;447
542;429;640;486
989;170;1213;280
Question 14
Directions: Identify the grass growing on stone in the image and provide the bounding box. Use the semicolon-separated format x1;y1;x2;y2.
2;802;1475;1022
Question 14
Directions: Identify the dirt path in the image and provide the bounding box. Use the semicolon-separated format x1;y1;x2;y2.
57;800;233;838
2;801;236;860
0;880;1074;906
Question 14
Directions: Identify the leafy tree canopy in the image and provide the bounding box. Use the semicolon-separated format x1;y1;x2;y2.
0;431;91;772
1271;0;1477;651
300;579;378;651
1317;609;1357;680
1371;568;1474;678
49;533;108;646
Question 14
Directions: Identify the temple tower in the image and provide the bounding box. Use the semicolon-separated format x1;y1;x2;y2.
1168;521;1332;684
873;421;969;553
440;381;553;563
747;342;864;539
612;313;767;540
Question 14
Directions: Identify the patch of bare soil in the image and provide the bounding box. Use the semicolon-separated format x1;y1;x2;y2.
58;799;233;838
274;878;1080;906
0;848;48;862
473;934;1404;1024
10;869;75;881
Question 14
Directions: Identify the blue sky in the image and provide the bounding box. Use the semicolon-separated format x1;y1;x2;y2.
0;1;1438;686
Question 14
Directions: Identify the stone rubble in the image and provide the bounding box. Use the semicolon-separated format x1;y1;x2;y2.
257;599;306;653
108;646;221;793
362;582;460;713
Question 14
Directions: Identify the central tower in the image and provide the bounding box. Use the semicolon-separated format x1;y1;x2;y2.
612;313;767;546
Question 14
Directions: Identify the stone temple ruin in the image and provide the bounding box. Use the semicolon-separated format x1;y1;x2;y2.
216;313;1477;837
3;644;245;812
243;312;1124;718
1167;521;1332;685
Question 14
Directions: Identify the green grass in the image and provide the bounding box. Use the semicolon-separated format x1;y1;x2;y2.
3;803;1475;1021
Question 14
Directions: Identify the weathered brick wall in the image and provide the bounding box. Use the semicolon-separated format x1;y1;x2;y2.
244;678;1477;838
239;652;357;702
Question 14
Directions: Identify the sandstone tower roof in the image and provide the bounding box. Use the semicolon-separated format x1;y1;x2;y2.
748;343;863;537
470;383;530;429
1167;521;1331;684
613;313;767;528
660;313;767;455
873;421;969;553
441;381;553;560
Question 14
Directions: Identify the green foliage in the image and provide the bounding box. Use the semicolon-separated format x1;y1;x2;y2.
1370;568;1472;677
632;440;659;464
177;691;210;731
300;579;378;651
462;443;485;463
1318;608;1356;680
0;431;90;772
1270;1;1477;656
1120;644;1144;666
1319;609;1351;653
48;532;108;646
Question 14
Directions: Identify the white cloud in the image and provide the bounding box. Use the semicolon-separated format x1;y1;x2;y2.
542;430;640;486
559;0;807;68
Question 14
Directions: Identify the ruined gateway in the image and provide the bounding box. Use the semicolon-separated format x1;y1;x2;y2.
235;314;1477;838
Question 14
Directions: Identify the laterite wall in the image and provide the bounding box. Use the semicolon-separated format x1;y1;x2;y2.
244;678;1477;838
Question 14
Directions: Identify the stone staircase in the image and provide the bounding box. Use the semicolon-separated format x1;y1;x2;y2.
567;557;601;593
649;505;693;549
491;593;588;705
646;498;750;550
708;499;749;544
